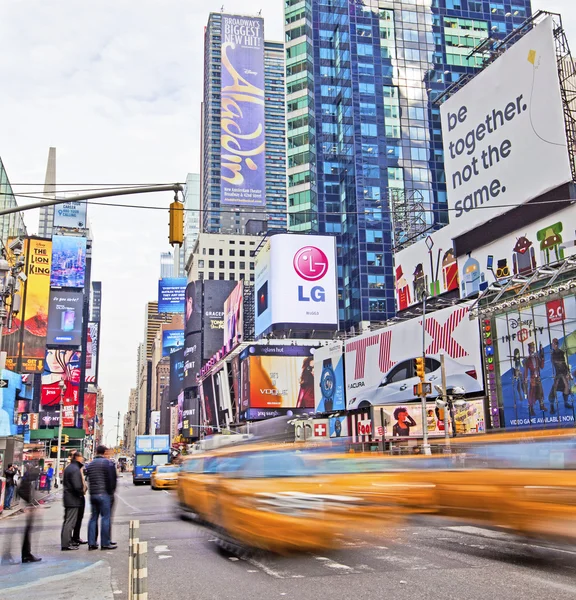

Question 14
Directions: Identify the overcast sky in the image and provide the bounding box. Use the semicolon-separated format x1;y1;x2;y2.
0;0;573;438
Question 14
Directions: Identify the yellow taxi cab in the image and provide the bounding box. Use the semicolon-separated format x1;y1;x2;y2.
430;432;576;543
151;464;180;490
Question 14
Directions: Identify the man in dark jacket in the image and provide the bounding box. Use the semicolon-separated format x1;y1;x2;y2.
85;445;117;550
3;464;18;509
61;452;85;550
18;464;41;563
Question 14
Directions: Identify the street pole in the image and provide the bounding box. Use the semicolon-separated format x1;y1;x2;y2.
441;353;450;449
421;293;431;455
55;380;66;488
116;410;121;451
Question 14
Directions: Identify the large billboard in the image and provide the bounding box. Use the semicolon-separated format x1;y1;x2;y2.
224;281;244;351
162;329;184;357
220;14;266;207
41;349;82;406
169;347;185;403
182;396;201;439
255;234;338;337
158;277;187;313
91;281;102;322
345;303;484;410
86;321;99;383
239;344;316;420
394;227;458;311
494;294;576;429
183;332;202;389
184;281;202;335
53;201;87;229
0;370;26;436
313;342;346;413
203;280;237;360
458;204;576;298
440;17;572;238
47;290;84;346
50;235;87;288
21;239;52;372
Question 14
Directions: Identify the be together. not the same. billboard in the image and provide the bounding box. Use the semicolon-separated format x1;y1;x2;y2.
441;17;572;238
221;14;266;207
255;234;338;337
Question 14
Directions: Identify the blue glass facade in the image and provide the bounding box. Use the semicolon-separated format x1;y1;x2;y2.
285;0;531;331
202;14;287;235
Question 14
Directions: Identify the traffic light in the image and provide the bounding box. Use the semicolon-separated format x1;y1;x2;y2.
61;434;69;445
169;200;184;246
415;356;426;382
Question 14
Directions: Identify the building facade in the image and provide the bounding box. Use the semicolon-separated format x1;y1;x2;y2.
124;387;138;454
186;232;262;283
201;13;287;235
184;172;201;265
0;157;28;246
284;0;531;330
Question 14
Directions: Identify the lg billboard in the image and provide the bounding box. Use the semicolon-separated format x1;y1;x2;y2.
255;234;338;337
441;17;572;238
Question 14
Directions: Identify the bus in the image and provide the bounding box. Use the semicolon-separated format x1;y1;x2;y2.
133;435;170;485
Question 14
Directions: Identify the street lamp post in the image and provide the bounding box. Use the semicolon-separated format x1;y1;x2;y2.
54;379;67;489
420;292;431;455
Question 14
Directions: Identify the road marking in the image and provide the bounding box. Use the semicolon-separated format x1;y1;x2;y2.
114;591;122;595
247;558;284;579
154;545;170;553
164;491;170;495
228;557;239;561
446;526;509;539
158;555;172;560
314;556;353;571
247;570;258;573
529;544;576;556
116;493;142;513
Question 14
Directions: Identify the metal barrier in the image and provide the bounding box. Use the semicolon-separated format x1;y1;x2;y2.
128;520;148;600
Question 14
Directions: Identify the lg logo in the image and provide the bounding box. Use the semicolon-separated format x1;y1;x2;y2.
294;246;328;303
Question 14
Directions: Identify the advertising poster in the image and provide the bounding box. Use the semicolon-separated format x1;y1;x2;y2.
169;348;185;402
220;14;266;207
83;392;96;434
345;303;483;410
371;399;487;440
440;17;571;238
183;332;202;389
329;416;349;438
158;277;187;313
162;330;185;357
151;410;161;435
201;376;218;429
458;204;576;298
255;234;338;337
0;370;25;436
29;413;39;430
184;281;202;335
53;201;87;229
494;294;576;429
314;342;346;413
21;239;52;373
240;345;317;419
85;322;99;383
394;227;458;311
224;281;244;351
203;280;237;360
230;355;241;419
40;407;61;428
50;235;87;288
182;396;201;439
47;290;84;346
41;350;81;406
91;281;102;322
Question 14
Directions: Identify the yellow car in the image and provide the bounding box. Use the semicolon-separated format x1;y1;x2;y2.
151;464;180;490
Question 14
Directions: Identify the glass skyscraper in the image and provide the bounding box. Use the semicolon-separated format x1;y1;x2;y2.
202;13;287;235
285;0;531;331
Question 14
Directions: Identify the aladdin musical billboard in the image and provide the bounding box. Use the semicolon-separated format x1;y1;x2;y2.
220;14;266;207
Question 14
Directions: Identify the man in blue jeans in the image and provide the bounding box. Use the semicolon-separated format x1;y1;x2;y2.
85;446;117;551
3;464;18;509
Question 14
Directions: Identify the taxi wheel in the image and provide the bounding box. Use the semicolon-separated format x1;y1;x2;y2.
214;529;253;559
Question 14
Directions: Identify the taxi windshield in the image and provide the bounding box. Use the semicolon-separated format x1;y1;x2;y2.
156;465;180;473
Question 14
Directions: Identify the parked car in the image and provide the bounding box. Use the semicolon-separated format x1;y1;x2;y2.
347;354;482;410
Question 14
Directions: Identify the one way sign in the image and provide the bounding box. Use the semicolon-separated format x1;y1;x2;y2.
0;379;8;389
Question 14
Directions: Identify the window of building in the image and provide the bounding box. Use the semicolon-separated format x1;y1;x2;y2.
239;261;245;269
208;248;214;255
198;272;204;280
229;249;235;256
250;262;255;270
202;248;206;255
359;82;375;95
219;273;225;280
239;250;245;257
208;272;214;280
219;261;225;269
240;273;245;280
209;260;215;268
250;274;254;282
229;261;235;269
198;260;204;269
229;273;235;281
368;275;385;289
361;123;377;137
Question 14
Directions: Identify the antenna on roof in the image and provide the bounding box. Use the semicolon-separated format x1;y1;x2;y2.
258;9;262;15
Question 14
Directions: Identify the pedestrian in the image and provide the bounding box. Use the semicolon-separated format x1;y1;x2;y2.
107;449;118;545
3;464;19;510
72;454;88;546
45;464;54;492
85;445;117;551
17;463;42;563
61;452;86;551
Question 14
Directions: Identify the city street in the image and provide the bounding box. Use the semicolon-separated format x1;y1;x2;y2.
2;476;576;599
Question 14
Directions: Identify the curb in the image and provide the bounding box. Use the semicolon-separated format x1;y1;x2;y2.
0;491;59;520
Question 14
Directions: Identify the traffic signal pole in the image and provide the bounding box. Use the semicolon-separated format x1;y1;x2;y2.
421;294;431;455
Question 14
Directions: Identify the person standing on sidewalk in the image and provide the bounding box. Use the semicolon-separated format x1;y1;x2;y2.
3;464;19;510
107;449;118;545
61;452;86;551
18;463;41;563
45;465;54;492
72;454;88;546
85;445;117;551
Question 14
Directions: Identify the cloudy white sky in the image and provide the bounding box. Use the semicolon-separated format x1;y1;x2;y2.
0;0;574;436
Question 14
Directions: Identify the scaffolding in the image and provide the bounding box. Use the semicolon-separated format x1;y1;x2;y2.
388;188;432;252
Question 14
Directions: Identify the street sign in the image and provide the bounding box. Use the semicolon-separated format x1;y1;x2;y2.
413;382;432;396
0;379;8;388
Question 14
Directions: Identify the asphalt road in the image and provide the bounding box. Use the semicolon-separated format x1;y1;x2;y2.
2;476;576;599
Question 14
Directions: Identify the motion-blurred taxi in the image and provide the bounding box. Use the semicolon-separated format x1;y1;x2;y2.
151;464;180;490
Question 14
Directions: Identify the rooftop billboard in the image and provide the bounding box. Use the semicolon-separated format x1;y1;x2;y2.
441;16;571;238
50;235;87;288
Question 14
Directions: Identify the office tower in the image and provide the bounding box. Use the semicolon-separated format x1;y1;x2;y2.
284;0;531;329
201;13;287;235
38;147;56;238
0;157;28;244
184;173;201;267
160;251;174;279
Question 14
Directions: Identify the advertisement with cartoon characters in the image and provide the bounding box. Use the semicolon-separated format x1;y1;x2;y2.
394;226;458;311
494;293;576;429
459;205;576;299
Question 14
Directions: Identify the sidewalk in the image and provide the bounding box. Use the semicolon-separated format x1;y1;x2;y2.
0;489;58;520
